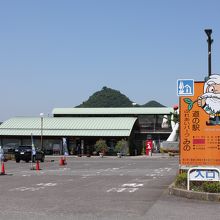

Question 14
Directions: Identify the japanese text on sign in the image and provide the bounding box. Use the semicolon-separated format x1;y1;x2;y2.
180;81;220;166
187;167;220;190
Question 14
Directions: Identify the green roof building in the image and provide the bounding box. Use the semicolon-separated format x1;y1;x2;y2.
0;107;174;155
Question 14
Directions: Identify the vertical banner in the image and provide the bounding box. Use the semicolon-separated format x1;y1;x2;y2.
146;140;153;151
180;77;220;166
145;139;153;156
62;138;69;156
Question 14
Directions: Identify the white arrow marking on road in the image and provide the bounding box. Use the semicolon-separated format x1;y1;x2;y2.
127;188;138;193
107;188;117;192
117;188;127;192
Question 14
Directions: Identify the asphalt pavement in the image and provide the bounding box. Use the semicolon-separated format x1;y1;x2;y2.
0;155;219;220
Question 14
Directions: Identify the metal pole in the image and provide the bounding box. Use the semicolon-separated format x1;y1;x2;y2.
204;29;213;77
40;113;44;150
30;133;34;169
41;117;43;149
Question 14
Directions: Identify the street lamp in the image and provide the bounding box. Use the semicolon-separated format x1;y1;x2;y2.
204;29;213;77
40;113;44;150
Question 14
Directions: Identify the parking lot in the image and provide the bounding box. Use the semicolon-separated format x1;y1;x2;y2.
0;155;220;220
0;155;180;220
2;155;220;220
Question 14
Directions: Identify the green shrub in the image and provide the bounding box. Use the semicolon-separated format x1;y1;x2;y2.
175;173;220;193
202;182;220;193
190;181;204;192
175;172;187;189
115;139;128;155
94;139;108;154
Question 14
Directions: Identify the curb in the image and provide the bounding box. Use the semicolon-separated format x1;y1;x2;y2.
169;183;220;202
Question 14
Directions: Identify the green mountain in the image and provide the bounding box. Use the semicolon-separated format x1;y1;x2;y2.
76;86;165;108
77;87;133;107
142;100;165;107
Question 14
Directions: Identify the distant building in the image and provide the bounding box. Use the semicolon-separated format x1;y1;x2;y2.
0;107;173;155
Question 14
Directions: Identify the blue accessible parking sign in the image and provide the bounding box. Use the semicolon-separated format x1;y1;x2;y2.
177;79;194;96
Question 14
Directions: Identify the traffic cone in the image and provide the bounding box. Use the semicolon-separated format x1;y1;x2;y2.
36;160;40;170
1;162;5;175
59;157;64;166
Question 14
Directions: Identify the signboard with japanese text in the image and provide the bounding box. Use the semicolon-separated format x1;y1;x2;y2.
189;168;219;181
180;75;220;166
187;167;220;190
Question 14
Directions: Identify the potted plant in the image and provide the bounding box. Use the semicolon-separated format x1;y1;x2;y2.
115;139;128;158
94;139;108;157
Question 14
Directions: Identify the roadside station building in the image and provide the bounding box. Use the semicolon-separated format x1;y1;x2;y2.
0;107;174;155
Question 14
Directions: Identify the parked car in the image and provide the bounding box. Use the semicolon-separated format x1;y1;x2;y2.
15;146;45;163
3;143;19;161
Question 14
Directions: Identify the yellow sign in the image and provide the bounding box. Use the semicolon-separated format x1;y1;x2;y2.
180;76;220;166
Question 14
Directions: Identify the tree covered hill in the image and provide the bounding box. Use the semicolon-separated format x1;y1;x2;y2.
76;86;165;108
77;87;133;107
142;100;165;107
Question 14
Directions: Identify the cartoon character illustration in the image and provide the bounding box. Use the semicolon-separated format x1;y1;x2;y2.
184;74;220;125
197;74;220;125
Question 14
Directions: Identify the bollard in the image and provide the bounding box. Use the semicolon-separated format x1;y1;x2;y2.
59;157;65;166
36;160;40;170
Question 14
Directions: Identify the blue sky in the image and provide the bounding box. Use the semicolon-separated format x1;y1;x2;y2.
0;0;220;121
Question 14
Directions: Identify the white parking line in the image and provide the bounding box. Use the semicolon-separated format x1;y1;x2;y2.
107;188;139;193
9;182;57;192
36;183;57;187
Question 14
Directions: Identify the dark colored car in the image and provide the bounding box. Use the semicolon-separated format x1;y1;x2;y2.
3;143;19;161
15;146;45;163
